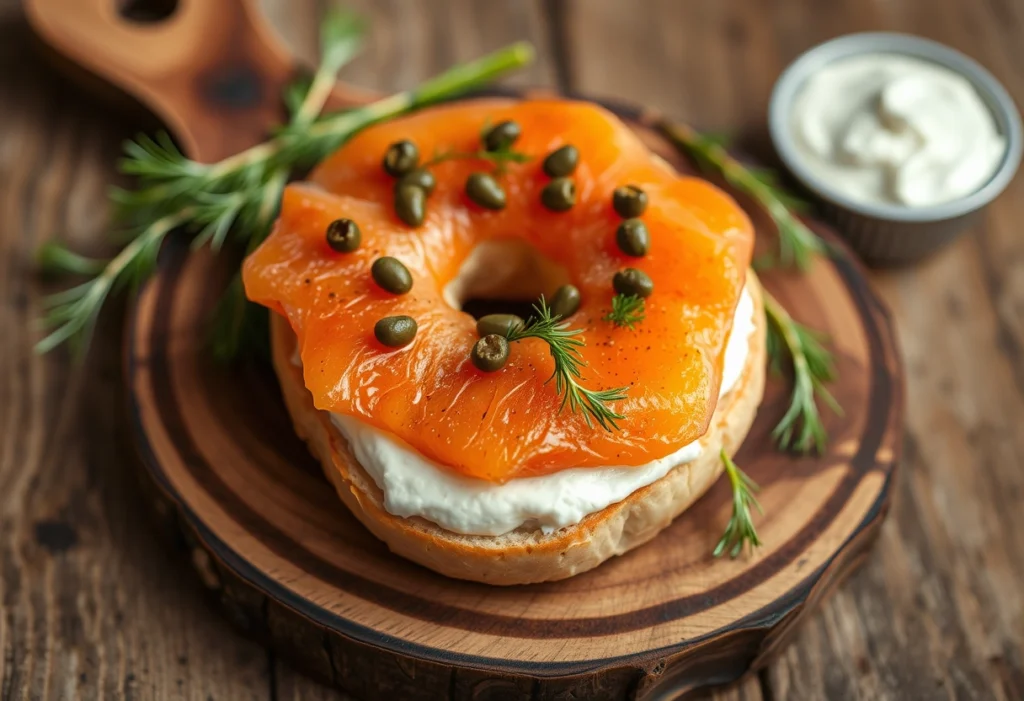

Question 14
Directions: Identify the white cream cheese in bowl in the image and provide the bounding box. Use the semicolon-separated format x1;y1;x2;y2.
791;53;1006;208
769;33;1022;265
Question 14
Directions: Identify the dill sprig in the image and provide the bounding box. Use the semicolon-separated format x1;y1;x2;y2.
603;293;646;329
419;118;534;174
35;9;534;356
506;298;629;431
657;120;830;271
423;148;532;173
763;290;842;454
713;448;763;558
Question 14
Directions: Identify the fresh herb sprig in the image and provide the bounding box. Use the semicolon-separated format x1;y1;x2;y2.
709;289;840;556
658;120;830;271
110;10;366;246
424;119;533;174
713;448;763;558
604;293;646;329
506;298;629;431
37;10;364;356
36;13;534;356
36;216;179;354
658;118;842;553
423;148;532;173
764;290;842;454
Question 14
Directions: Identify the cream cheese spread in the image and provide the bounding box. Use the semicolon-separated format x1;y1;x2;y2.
326;287;757;536
791;53;1006;207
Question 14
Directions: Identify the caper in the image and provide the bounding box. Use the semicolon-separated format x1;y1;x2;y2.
612;184;648;218
482;120;521;152
371;256;413;295
397;168;436;196
549;284;581;318
325;218;361;253
382;140;419;177
541;177;576;212
465;172;507;210
471;334;510;372
394;184;426;227
542;145;579;177
616;219;650;257
476;313;524;338
374;315;417;348
613;268;654;298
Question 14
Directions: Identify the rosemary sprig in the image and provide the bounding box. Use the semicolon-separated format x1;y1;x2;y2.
658;120;830;271
271;42;534;168
290;11;366;127
603;293;646;329
37;241;107;277
506;298;629;431
36;213;183;355
36;11;534;355
713;448;763;558
763;290;842;454
38;9;363;356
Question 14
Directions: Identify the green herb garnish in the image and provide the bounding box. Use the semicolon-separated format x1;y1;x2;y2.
764;290;842;454
423;147;532;172
425;118;532;175
657;119;843;554
506;298;628;431
658;120;830;271
36;9;534;357
35;216;177;355
603;293;646;329
713;448;763;558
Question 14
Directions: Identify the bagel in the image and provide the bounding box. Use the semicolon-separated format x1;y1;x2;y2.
244;98;764;584
271;274;764;584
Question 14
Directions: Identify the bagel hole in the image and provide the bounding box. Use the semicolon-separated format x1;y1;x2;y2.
118;0;179;22
443;240;572;321
460;297;540;321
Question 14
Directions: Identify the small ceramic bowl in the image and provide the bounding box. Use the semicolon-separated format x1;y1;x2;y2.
769;33;1022;266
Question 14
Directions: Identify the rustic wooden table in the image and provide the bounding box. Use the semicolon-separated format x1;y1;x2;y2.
2;1;1023;699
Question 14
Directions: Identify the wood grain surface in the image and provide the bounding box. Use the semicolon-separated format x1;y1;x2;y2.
1;0;1022;700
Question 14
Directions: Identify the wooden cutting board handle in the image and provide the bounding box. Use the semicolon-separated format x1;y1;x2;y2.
24;0;377;162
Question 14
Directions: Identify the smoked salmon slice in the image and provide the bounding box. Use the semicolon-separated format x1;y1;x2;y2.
243;99;753;482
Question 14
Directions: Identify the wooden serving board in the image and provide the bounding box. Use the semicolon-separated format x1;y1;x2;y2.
27;0;903;698
125;112;902;701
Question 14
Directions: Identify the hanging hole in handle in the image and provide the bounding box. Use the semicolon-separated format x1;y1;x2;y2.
118;0;179;23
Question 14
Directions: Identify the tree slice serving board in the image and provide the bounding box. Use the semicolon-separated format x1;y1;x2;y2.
124;95;903;700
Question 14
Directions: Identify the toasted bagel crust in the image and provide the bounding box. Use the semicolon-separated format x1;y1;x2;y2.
272;275;766;585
